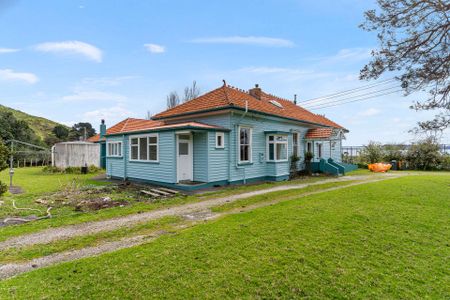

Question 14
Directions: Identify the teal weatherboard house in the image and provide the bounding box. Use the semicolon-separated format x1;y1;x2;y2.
93;83;354;190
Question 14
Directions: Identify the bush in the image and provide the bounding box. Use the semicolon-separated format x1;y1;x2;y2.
42;165;102;174
406;138;442;170
359;141;384;164
383;144;405;162
0;181;7;196
439;154;450;171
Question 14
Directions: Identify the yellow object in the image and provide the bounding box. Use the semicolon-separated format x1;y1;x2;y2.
368;163;392;173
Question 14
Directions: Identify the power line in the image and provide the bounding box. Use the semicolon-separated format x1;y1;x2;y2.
307;89;404;110
302;85;400;109
298;78;396;105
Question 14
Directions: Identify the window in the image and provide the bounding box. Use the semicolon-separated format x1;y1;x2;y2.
129;134;158;162
293;132;299;156
269;100;283;108
267;135;288;161
216;132;225;148
107;142;122;157
307;142;312;153
317;143;323;158
239;127;252;163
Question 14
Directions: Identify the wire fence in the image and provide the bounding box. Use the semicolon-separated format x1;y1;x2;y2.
342;144;450;164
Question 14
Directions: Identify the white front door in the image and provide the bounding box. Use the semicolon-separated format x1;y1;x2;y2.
177;134;193;182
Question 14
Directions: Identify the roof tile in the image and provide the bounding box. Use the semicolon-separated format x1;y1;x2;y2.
153;84;345;130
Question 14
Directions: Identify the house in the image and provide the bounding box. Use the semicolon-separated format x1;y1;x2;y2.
97;82;355;190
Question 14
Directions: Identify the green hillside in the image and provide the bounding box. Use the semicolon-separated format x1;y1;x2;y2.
0;104;68;143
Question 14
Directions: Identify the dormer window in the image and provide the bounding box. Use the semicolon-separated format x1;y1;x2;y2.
269;100;283;108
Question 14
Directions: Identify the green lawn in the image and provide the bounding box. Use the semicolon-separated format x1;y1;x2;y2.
1;174;448;299
0;167;344;241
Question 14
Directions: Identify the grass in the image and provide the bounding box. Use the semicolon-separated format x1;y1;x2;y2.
1;174;448;299
0;216;182;264
0;180;359;264
212;179;360;212
0;167;347;241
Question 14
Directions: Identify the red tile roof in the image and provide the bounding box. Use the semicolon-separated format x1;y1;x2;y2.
153;84;345;130
105;118;227;135
305;128;333;139
87;134;101;142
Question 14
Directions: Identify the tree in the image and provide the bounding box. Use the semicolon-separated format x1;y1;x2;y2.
182;80;200;102
69;122;96;141
166;81;201;108
0;110;39;144
360;1;450;134
0;140;9;196
360;141;384;164
406;138;442;170
383;143;405;161
166;91;180;109
52;125;69;140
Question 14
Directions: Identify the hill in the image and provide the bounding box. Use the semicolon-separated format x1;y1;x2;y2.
0;104;68;143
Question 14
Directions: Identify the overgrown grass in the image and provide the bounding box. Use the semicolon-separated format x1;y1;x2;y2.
1;174;449;298
0;216;182;264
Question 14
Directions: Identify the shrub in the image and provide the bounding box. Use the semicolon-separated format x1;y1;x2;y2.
406;138;442;170
42;165;65;174
359;141;384;164
438;154;450;171
383;144;405;162
0;181;7;196
43;165;102;174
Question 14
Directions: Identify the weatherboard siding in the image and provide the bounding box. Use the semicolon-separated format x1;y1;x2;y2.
229;113;309;182
193;132;208;182
106;132;176;183
207;131;229;182
105;111;341;186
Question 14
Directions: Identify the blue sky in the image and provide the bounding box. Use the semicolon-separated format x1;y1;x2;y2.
0;0;448;145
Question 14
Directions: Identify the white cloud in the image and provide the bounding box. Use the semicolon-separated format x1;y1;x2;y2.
0;69;39;84
190;36;295;47
83;105;131;123
34;41;103;62
62;90;127;103
78;76;138;87
0;48;20;54
144;43;165;53
358;107;381;117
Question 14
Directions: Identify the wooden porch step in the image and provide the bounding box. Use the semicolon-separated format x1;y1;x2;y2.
140;190;160;198
157;187;179;194
150;189;171;196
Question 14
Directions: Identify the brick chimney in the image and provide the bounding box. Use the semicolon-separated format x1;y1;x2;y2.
249;84;262;100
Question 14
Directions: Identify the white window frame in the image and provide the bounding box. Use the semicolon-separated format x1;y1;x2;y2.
292;132;299;156
107;141;123;157
129;133;159;162
215;132;225;148
317;142;323;158
266;134;288;162
238;126;252;163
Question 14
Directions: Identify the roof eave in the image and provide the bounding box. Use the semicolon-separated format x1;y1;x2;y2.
105;125;230;137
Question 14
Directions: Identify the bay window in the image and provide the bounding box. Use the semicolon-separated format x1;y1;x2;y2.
129;134;158;162
267;135;288;161
239;127;252;163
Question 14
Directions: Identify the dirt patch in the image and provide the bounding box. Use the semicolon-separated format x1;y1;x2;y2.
0;215;39;227
74;197;129;212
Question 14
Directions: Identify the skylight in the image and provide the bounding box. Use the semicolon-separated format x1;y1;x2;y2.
269;100;283;108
